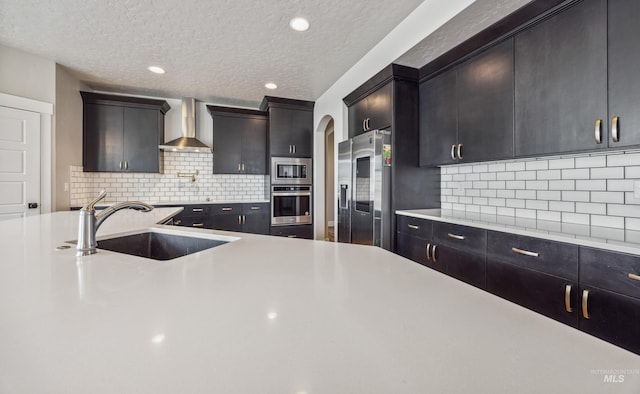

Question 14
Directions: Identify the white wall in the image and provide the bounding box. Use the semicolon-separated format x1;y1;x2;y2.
312;0;475;240
0;44;56;104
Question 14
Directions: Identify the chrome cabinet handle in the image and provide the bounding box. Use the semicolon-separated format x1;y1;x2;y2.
238;163;241;171
450;144;456;160
119;161;123;170
243;215;246;224
407;224;419;230
366;118;370;130
565;284;573;313
192;208;204;212
511;247;539;257
457;144;463;160
222;207;233;211
174;219;182;225
251;206;261;210
124;161;128;170
238;215;242;224
594;119;602;144
612;116;619;143
432;245;437;262
288;235;297;238
426;243;431;261
293;145;296;154
447;233;465;240
628;273;640;281
193;223;204;227
362;119;366;131
582;290;590;319
241;163;245;172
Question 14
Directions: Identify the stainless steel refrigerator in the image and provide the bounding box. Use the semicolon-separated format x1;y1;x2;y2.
337;129;392;250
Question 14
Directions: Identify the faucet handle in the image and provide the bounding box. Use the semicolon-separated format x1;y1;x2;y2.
84;189;107;211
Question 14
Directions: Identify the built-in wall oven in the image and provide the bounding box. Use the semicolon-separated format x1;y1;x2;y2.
271;157;312;185
271;185;312;225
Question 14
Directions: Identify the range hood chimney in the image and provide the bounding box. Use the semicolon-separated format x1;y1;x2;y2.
159;98;211;152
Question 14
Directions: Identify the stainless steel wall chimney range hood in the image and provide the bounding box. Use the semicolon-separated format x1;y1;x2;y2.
159;98;211;152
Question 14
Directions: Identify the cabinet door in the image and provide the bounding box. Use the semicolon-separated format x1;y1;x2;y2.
269;107;312;157
212;115;243;174
211;214;243;232
579;286;640;355
242;203;270;235
242;117;267;174
608;0;640;148
83;104;123;172
348;98;368;139
434;245;485;289
366;83;392;132
123;107;161;172
419;68;458;166
514;0;607;156
457;39;514;162
396;232;428;266
487;259;578;327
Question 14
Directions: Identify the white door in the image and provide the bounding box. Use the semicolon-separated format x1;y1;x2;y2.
0;106;41;221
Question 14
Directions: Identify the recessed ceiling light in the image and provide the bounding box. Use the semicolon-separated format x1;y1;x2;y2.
265;82;277;90
148;66;165;74
289;17;309;32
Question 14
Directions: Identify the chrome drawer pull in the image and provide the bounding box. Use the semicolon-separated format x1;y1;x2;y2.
426;243;431;261
594;119;602;144
511;247;539;257
222;207;233;211
288;235;297;238
192;208;204;212
193;223;204;227
628;273;640;281
450;144;456;160
564;284;573;313
447;233;465;240
582;290;590;319
457;143;463;160
238;215;242;224
432;245;437;263
612;116;619;143
407;224;419;230
251;206;261;210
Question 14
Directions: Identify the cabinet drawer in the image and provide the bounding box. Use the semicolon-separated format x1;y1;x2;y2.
396;215;432;239
271;225;313;239
179;205;211;217
433;222;486;254
210;204;242;215
242;202;269;214
580;247;640;299
173;216;210;229
487;231;578;281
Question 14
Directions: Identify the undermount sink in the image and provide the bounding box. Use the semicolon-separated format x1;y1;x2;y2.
93;229;238;261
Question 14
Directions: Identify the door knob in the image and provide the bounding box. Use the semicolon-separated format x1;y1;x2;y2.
28;203;38;209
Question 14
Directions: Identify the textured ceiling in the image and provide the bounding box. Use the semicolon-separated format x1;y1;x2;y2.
0;0;424;107
395;0;534;68
0;0;536;108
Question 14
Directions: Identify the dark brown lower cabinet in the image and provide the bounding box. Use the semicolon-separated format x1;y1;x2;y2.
270;225;313;239
487;259;578;327
578;286;640;355
434;245;485;289
395;232;428;266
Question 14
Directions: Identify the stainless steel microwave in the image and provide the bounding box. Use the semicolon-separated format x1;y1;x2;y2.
271;157;312;185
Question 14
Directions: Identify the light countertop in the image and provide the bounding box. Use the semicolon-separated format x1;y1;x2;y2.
0;210;638;393
397;209;640;256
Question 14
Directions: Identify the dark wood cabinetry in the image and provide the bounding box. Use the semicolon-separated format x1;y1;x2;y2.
170;203;269;235
514;0;608;157
271;224;313;239
607;0;640;148
81;92;169;173
260;97;314;158
348;83;392;138
208;106;267;174
420;39;514;166
395;215;432;268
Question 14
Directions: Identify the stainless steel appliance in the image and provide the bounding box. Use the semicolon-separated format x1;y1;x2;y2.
271;185;312;226
337;129;392;250
271;157;312;185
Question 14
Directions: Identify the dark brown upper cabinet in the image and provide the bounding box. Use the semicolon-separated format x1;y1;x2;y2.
347;83;392;138
514;0;608;157
607;0;640;148
207;106;268;174
81;92;170;173
260;97;314;158
420;39;514;166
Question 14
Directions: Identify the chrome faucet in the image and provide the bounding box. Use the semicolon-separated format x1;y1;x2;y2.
76;190;154;257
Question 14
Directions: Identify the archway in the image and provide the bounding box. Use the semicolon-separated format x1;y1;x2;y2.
313;114;335;241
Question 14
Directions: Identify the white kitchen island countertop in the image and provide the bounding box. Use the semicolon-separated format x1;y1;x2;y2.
1;209;638;393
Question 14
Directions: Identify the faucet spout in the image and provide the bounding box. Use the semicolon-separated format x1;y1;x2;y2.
76;190;154;257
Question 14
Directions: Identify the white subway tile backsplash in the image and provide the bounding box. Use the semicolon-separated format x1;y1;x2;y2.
575;155;606;168
439;151;640;232
561;168;590;179
481;206;497;215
